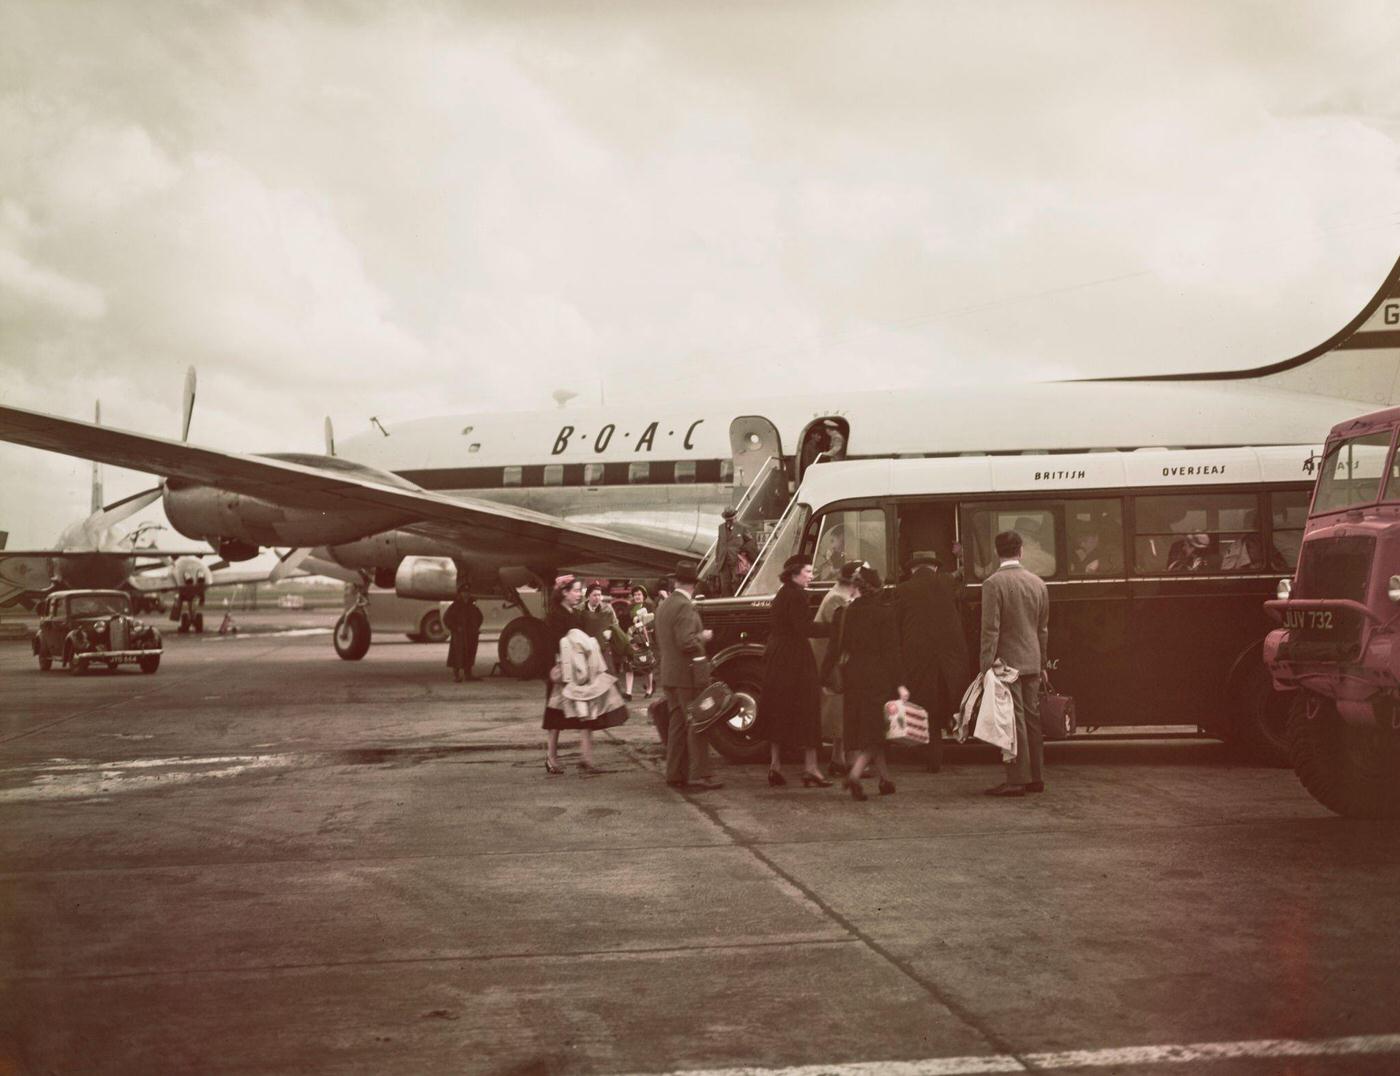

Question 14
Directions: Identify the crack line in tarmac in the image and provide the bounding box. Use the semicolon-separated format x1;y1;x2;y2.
8;935;861;983
606;733;1035;1072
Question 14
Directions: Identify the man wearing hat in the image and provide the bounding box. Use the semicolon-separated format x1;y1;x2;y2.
714;507;757;597
655;560;723;791
895;551;969;772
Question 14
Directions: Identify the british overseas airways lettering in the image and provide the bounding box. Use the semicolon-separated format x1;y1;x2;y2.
551;419;705;455
1163;465;1225;477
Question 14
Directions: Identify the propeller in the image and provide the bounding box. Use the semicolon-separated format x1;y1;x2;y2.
91;486;163;530
90;401;104;514
324;416;335;457
181;365;197;443
270;546;314;584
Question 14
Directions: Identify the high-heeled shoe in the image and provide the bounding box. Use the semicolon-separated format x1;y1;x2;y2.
767;769;787;787
801;772;832;787
878;779;896;796
845;777;867;801
545;759;564;775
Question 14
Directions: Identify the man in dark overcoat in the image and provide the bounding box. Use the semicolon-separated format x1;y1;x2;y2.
714;507;757;596
443;584;483;682
655;561;723;790
895;550;969;773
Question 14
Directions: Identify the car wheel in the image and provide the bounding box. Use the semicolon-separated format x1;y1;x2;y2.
36;640;52;672
708;655;770;764
138;654;161;674
419;609;449;644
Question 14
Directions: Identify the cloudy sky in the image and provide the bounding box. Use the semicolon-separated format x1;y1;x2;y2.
2;1;1399;546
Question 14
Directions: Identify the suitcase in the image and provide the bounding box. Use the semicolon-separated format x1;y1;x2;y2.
648;697;671;744
1039;675;1076;740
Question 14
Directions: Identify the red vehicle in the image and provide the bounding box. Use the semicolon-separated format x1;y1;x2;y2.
1264;407;1400;817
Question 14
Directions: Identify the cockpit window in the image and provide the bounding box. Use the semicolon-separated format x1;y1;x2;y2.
1314;431;1394;513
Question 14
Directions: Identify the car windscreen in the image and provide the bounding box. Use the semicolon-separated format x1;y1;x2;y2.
69;594;130;617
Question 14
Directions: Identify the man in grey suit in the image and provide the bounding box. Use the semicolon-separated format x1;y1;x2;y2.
714;507;757;596
979;530;1050;797
656;561;724;791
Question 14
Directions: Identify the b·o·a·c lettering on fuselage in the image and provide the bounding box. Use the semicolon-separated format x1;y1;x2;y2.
551;419;705;455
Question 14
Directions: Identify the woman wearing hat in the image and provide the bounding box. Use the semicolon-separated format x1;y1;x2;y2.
753;554;833;787
812;561;863;777
542;574;626;775
623;585;656;699
830;564;907;800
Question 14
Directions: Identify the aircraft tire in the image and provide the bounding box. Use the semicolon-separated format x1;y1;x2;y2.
333;609;372;661
179;611;191;634
1229;661;1292;768
418;609;448;645
498;617;551;680
1289;693;1400;819
708;655;769;764
193;613;204;633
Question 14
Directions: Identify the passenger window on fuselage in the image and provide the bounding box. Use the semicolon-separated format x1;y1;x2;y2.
1134;492;1260;573
584;463;605;487
629;462;650;484
1270;490;1310;570
961;506;1059;580
1065;499;1124;576
543;464;564;487
811;509;887;583
674;460;696;483
503;466;522;488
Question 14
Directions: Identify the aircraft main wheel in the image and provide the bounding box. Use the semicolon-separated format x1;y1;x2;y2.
497;616;551;679
179;611;191;634
139;654;161;674
419;609;448;644
708;655;770;764
193;613;204;633
333;608;372;661
1289;693;1400;818
1230;662;1293;768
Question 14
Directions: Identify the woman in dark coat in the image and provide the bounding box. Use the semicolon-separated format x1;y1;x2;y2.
541;575;623;775
753;555;832;787
443;585;483;682
830;565;908;800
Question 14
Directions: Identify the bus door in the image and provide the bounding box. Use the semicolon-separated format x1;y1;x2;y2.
1126;490;1268;728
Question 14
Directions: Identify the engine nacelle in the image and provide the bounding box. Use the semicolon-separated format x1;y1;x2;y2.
164;482;411;548
217;539;260;563
325;530;461;571
394;556;463;601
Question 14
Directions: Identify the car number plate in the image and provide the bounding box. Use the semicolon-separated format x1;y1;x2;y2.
1284;609;1335;632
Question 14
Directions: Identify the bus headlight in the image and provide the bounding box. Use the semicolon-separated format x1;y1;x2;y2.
1276;578;1292;600
1389;575;1400;603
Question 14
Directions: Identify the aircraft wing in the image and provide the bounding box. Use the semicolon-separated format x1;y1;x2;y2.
0;404;690;575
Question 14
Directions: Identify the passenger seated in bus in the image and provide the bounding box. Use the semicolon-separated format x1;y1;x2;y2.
1219;533;1264;572
1070;531;1104;574
1167;533;1217;572
815;526;848;581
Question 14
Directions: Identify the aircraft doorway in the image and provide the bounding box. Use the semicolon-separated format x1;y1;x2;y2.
797;417;850;481
729;416;782;492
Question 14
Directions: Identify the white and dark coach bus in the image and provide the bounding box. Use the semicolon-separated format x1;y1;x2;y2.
698;445;1318;765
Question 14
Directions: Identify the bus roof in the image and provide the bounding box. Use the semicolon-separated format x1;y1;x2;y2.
794;445;1320;510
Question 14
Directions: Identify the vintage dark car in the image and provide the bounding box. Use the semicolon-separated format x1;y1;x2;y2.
32;589;163;674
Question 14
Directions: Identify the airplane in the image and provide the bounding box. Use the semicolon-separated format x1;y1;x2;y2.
2;251;1398;676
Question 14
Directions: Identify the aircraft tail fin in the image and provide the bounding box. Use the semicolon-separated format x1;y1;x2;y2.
1086;252;1400;406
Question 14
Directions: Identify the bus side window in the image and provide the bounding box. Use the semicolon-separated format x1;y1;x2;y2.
1134;492;1260;573
895;502;957;580
1065;498;1123;576
959;506;1058;580
811;508;887;583
1269;490;1309;569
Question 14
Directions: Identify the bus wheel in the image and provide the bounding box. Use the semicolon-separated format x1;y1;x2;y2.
498;617;550;679
418;609;448;644
333;608;372;661
1289;693;1400;819
708;656;770;764
1230;663;1293;768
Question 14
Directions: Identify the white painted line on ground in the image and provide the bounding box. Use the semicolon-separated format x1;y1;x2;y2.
639;1032;1400;1075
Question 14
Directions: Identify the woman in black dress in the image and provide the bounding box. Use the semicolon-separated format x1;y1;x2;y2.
753;554;833;787
542;575;604;775
831;565;907;800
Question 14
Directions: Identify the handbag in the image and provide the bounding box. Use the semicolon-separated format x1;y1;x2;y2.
884;699;931;744
1038;672;1076;741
